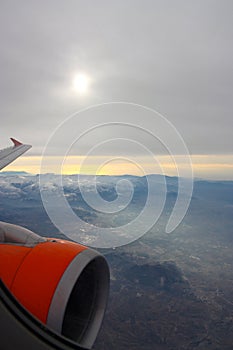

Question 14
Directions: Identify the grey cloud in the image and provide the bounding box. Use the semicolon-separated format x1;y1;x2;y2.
0;0;232;156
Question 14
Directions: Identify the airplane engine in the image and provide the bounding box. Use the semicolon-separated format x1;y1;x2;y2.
0;221;109;349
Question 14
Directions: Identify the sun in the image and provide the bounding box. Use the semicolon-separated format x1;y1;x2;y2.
72;73;90;95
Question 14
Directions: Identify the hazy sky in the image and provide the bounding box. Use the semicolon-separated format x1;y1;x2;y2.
0;1;232;178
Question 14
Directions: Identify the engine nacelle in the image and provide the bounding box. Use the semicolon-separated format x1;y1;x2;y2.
0;221;109;349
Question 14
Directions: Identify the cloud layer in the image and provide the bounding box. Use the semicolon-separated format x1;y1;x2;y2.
0;1;232;157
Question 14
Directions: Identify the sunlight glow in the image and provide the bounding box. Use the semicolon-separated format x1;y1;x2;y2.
72;73;90;94
4;154;233;180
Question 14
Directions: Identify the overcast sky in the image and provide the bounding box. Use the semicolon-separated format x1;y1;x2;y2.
0;0;232;160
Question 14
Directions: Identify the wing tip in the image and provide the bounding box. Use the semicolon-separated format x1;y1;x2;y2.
10;138;23;147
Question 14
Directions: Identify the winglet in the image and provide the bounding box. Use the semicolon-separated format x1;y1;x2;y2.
10;138;23;147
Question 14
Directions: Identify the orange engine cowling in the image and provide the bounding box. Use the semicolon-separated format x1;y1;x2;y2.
0;221;109;349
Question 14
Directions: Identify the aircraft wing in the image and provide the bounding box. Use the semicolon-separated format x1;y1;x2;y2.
0;138;32;171
0;279;86;350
